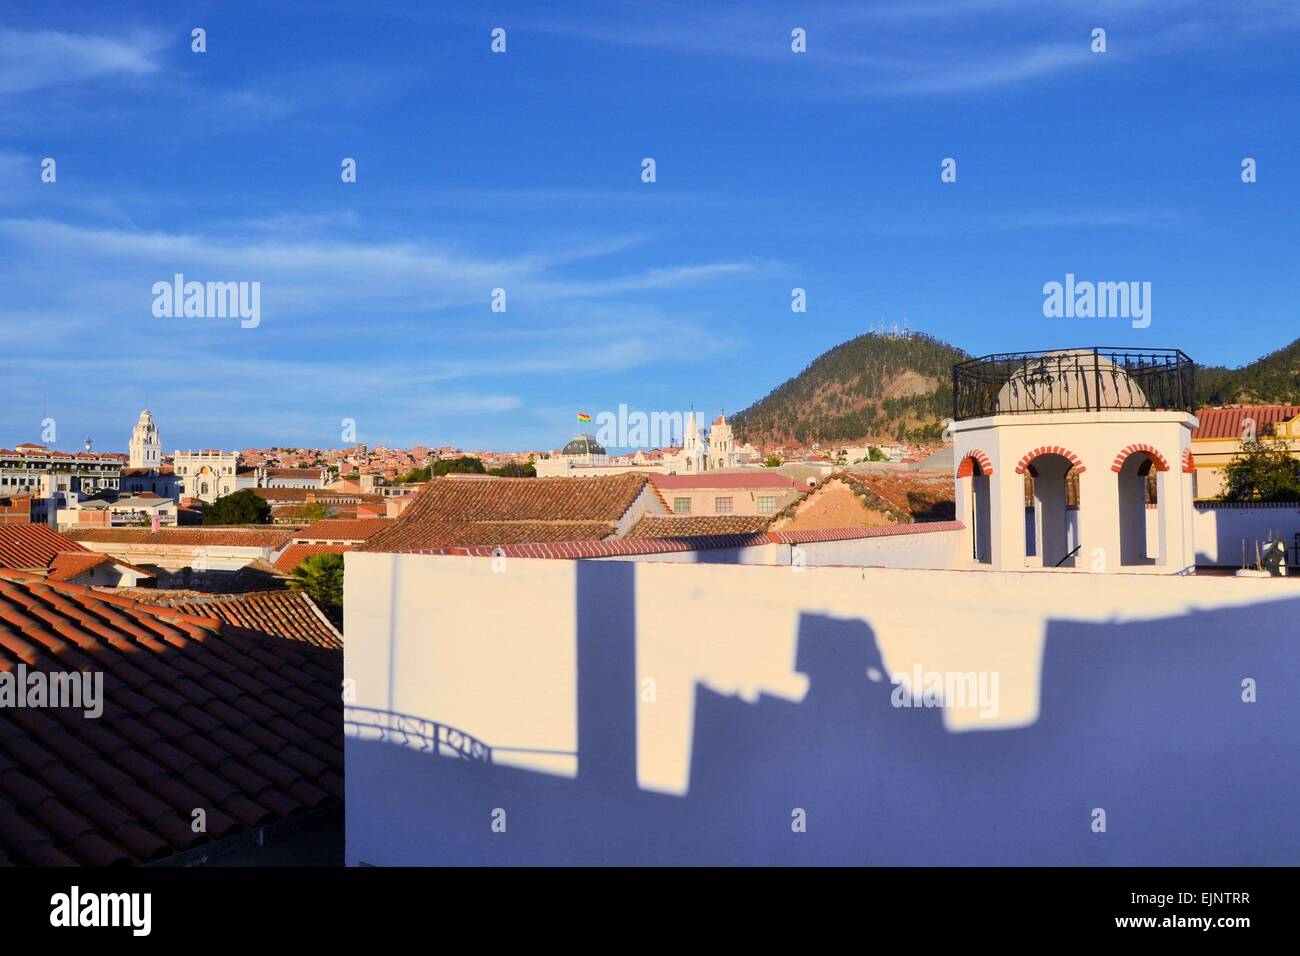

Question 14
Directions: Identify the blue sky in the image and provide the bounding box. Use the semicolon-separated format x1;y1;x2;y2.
1;0;1297;452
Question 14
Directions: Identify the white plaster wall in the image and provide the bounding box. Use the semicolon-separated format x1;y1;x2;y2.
1193;504;1300;566
72;541;272;571
344;552;1300;803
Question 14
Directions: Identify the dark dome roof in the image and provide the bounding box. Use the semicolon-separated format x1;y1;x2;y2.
562;433;606;456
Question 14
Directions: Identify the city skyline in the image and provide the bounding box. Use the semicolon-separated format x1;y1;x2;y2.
2;1;1298;450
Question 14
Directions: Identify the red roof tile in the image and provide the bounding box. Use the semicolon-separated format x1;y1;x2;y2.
628;514;773;538
274;543;351;574
102;589;342;650
1191;405;1300;440
293;518;391;543
0;525;92;570
363;474;657;552
65;527;294;548
0;570;341;866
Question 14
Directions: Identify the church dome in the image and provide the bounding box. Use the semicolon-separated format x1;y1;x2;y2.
995;349;1148;414
562;433;606;456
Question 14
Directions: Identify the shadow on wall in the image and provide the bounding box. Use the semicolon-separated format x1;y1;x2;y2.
345;562;1300;865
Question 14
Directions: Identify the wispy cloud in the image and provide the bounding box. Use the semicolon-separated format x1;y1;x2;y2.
0;27;164;95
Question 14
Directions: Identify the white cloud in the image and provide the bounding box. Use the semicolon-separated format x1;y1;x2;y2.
0;28;163;95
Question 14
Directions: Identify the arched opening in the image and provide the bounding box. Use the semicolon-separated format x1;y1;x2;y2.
1114;447;1169;566
1020;453;1081;568
957;452;992;564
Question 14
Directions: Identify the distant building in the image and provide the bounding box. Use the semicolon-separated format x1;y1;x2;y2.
123;409;182;498
264;466;328;489
128;409;162;469
0;444;125;524
1189;405;1300;499
173;450;257;503
651;472;800;517
57;493;178;530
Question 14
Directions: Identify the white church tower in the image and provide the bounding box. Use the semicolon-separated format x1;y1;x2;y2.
129;409;162;469
708;414;737;470
680;411;707;473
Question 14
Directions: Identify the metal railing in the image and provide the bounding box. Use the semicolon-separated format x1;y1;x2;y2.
344;706;492;763
952;347;1195;421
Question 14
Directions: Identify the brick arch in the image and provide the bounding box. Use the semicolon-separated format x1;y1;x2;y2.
956;449;994;478
1014;446;1086;476
1181;447;1196;474
1110;443;1171;474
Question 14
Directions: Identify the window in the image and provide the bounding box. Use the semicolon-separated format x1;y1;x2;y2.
715;496;733;514
673;497;691;514
757;496;776;514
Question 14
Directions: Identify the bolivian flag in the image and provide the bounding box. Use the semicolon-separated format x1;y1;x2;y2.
577;412;592;424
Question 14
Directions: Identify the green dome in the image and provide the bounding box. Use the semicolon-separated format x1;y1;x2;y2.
562;433;606;456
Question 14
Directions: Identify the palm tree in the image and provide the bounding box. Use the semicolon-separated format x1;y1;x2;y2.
289;552;344;615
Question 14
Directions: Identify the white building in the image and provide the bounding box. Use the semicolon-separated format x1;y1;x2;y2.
129;409;162;469
122;409;182;499
173;450;258;503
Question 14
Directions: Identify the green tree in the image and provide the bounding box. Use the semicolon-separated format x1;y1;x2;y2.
203;489;271;525
397;465;433;483
488;461;537;477
764;454;783;468
289;552;344;611
432;456;486;477
1219;437;1300;502
297;502;333;523
867;446;888;462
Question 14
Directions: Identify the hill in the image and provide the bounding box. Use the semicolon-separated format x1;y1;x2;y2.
732;334;1300;447
731;332;968;445
1196;337;1300;406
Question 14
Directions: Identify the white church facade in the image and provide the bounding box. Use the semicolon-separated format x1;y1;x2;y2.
535;411;743;478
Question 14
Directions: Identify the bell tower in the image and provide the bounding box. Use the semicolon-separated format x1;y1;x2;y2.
129;409;161;469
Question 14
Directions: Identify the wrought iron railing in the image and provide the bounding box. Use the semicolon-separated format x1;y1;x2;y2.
344;706;492;763
952;347;1194;421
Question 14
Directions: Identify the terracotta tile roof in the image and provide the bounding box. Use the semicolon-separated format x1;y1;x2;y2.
1192;405;1300;440
650;473;796;490
363;475;656;552
628;514;773;538
46;553;116;582
292;518;391;543
446;533;772;560
0;571;341;866
807;471;957;521
250;488;385;504
439;519;966;559
768;520;965;544
101;589;342;650
0;525;92;570
274;544;351;574
65;527;295;549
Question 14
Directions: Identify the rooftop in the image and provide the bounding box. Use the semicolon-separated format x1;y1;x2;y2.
952;347;1195;420
363;474;657;552
0;571;342;866
101;588;343;650
1192;404;1300;440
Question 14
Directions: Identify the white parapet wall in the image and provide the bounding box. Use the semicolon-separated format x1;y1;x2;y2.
1193;501;1300;566
344;551;1300;865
